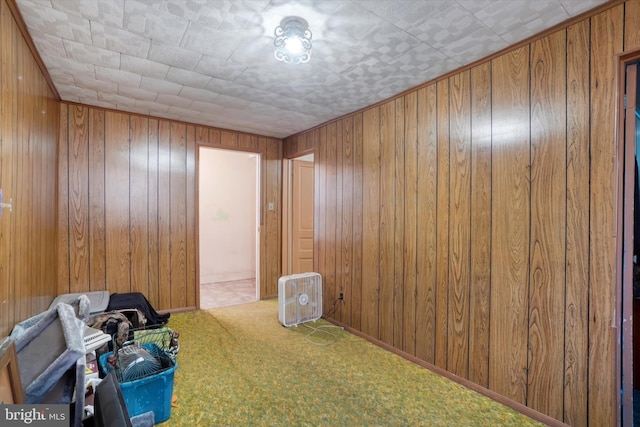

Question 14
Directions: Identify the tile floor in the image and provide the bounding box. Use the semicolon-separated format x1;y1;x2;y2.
200;278;257;309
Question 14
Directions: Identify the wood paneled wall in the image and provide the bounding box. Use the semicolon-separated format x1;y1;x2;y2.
0;0;60;338
58;103;282;310
284;2;640;425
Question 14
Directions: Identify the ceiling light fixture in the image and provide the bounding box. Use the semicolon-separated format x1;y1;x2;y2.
274;16;312;64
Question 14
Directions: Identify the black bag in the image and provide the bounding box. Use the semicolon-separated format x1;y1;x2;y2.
106;293;170;326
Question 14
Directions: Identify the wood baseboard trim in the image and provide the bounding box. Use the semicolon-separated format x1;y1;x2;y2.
325;317;567;427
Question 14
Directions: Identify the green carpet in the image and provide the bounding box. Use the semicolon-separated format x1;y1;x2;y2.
162;300;541;426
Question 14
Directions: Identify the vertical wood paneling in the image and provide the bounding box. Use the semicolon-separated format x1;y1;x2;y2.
17;38;32;319
469;62;492;387
279;3;633;425
316;127;326;309
625;0;640;51
210;129;221;146
527;30;567;419
362;107;380;338
589;6;623;426
170;123;187;308
220;130;238;147
393;98;405;350
0;0;60;337
335;120;343;321
435;79;450;369
69;105;89;293
403;92;418;356
342;116;354;325
314;128;323;278
416;85;438;363
564;19;590;427
379;100;395;345
147;119;160;309
158;121;171;310
1;1;18;333
330;120;342;319
48;0;634;422
489;46;530;405
88;109;106;291
57;105;70;296
186;126;196;308
130;116;149;297
352;113;363;331
448;70;471;378
60;107;281;312
105;112;131;294
325;122;337;316
259;136;267;296
265;139;281;297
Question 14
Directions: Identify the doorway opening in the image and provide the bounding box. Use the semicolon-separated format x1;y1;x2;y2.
198;147;260;309
282;153;315;276
618;57;640;427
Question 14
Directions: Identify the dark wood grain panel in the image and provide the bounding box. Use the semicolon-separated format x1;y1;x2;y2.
69;105;89;293
265;139;281;297
527;30;566;419
147;119;160;309
333;120;344;322
489;46;530;405
352;113;364;331
39;77;58;314
210;129;221;146
564;20;590;427
393;98;405;350
130;115;149;297
158;120;172;310
39;76;57;314
342;116;354;325
259;137;268;297
315;127;326;300
335;120;344;322
447;70;471;378
325;122;337;317
170;122;187;308
625;0;640;50
105;111;131;295
220;130;239;147
15;38;31;320
416;85;438;363
589;6;623;426
186;125;196;308
88;109;106;291
1;3;18;334
435;79;450;369
403;92;418;356
469;62;492;387
238;133;251;150
379;100;395;345
57;104;70;296
361;107;380;338
195;126;209;145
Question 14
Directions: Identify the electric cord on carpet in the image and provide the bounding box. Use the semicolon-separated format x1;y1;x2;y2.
297;296;345;346
302;321;343;346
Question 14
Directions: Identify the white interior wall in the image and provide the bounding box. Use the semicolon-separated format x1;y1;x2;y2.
199;148;257;284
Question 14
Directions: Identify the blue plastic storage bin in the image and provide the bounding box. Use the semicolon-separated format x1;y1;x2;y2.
98;343;177;423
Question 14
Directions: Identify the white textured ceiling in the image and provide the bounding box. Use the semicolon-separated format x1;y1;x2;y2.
16;0;607;138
